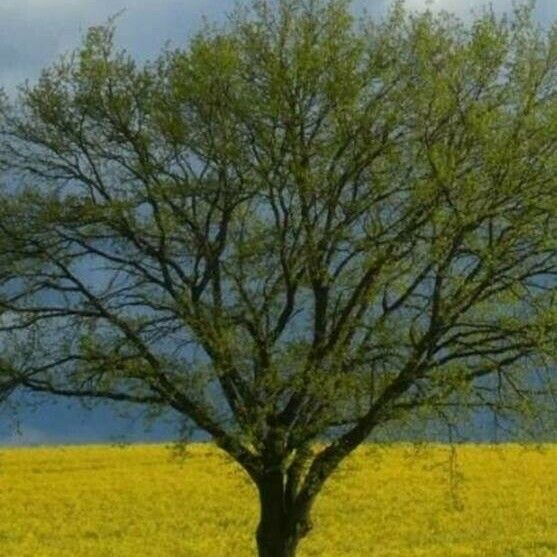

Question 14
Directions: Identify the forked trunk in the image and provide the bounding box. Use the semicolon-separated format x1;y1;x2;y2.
255;469;303;557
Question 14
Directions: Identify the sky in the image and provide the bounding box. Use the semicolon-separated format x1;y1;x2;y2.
1;0;557;95
1;0;556;445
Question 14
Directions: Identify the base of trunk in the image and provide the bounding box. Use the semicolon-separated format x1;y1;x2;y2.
256;529;299;557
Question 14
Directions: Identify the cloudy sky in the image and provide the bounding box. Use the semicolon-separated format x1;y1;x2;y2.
1;0;557;95
1;0;556;445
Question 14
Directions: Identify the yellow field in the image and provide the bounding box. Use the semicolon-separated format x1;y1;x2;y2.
0;444;555;556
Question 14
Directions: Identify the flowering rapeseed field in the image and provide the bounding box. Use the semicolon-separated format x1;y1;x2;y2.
0;444;555;556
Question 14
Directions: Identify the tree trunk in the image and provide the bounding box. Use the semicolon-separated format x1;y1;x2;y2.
255;469;302;557
256;527;299;557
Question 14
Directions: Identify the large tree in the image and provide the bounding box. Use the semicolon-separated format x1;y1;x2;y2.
1;1;556;555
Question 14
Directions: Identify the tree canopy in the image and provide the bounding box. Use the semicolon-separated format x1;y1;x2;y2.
0;1;556;555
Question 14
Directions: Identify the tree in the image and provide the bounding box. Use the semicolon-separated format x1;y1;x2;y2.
0;1;556;555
